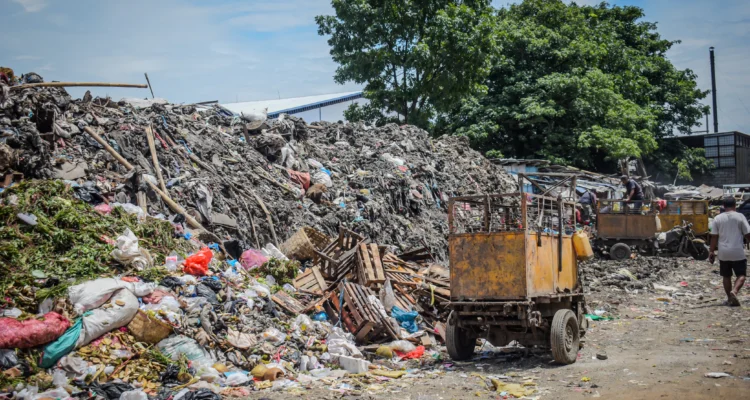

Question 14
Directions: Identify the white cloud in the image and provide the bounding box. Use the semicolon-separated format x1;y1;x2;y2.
11;0;48;13
34;63;54;72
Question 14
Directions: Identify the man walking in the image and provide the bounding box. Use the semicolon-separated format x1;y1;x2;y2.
709;197;750;306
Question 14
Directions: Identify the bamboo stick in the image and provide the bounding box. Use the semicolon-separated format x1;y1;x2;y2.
83;127;134;170
147;181;204;230
145;126;168;193
11;82;147;90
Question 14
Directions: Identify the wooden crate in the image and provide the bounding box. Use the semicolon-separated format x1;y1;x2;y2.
293;266;328;294
356;243;386;287
335;282;398;343
314;227;366;285
271;291;306;315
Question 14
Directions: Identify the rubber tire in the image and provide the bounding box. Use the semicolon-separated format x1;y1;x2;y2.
446;315;475;361
551;309;579;365
689;243;709;261
609;243;631;261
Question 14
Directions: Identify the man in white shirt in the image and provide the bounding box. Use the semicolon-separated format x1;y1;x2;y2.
709;197;750;306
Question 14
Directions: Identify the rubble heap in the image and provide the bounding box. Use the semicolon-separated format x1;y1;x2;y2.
0;72;515;398
0;73;516;263
580;257;686;291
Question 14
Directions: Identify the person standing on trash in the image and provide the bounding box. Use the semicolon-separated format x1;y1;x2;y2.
708;196;750;306
620;175;644;211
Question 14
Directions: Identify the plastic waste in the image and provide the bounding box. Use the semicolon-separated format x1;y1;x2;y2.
282;283;296;293
261;328;286;344
250;283;271;298
292;314;312;333
239;249;268;270
183;297;207;314
573;231;594;260
381;153;406;166
77;288;139;347
111;202;145;217
226;329;257;350
195;284;219;306
339;355;371;374
51;369;67;387
111;228;152;270
311;170;333;187
0;349;18;369
391;306;419;333
265;275;277;286
182;388;221;400
312;311;328;321
165;251;181;272
223;371;250;386
183;248;213;276
327;327;362;358
389;340;417;353
380;278;397;312
0;312;70;349
157;335;215;365
40;313;88;368
119;390;148;400
30;387;69;400
68;278;155;315
395;345;425;360
2;308;22;318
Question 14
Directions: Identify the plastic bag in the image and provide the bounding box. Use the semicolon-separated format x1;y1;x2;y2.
312;311;328;321
51;369;67;387
111;228;152;270
250;283;271;298
0;312;70;349
68;278;155;315
119;390;148;400
380;278;396;313
391;306;419;333
311;170;332;187
40;313;87;368
388;340;416;353
184;248;213;276
0;349;18;369
224;372;250;386
326;327;362;358
111;202;145;217
261;328;286;345
195;284;219;306
239;249;268;270
292;315;312;333
226;329;257;350
157;335;215;365
261;243;288;261
77;288;139;347
395;345;425;360
182;388;221;400
31;387;69;400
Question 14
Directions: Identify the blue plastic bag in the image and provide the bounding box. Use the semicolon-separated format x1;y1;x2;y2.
39;312;91;368
391;306;419;333
312;311;328;321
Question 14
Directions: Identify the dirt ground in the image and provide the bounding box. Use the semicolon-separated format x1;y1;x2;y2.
253;257;749;399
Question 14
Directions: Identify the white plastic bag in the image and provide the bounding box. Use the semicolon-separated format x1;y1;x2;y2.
111;203;145;218
261;328;286;345
292;315;313;333
76;288;139;347
111;228;152;270
68;278;155;315
119;390;148;400
327;327;362;358
312;171;332;187
226;329;257;350
157;335;215;365
380;278;396;313
51;369;67;387
389;340;416;353
261;243;288;261
224;372;250;386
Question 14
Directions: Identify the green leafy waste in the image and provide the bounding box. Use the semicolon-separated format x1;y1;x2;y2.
0;180;186;311
256;258;300;286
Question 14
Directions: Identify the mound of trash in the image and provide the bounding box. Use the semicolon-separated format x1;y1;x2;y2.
0;71;517;398
580;257;686;291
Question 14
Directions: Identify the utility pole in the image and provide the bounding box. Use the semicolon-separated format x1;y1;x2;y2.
709;47;718;133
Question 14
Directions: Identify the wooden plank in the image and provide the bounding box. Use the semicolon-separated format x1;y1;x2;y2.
271;291;305;314
360;243;375;284
354;321;375;342
311;266;327;292
370;243;385;282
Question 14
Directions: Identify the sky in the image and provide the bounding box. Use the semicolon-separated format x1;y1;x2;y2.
1;0;749;133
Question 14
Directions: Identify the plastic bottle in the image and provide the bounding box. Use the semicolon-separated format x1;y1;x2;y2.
165;251;180;272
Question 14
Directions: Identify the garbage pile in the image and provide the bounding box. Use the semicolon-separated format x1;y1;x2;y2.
1;71;515;398
0;70;516;264
580;256;686;291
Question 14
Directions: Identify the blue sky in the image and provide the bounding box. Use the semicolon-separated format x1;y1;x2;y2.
2;0;749;133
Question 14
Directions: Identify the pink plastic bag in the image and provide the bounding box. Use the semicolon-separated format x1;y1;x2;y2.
395;345;425;360
0;312;71;349
183;248;213;276
240;249;268;270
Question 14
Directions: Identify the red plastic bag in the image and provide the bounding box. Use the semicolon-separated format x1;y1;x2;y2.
0;312;71;349
183;247;213;276
394;345;425;360
240;249;268;270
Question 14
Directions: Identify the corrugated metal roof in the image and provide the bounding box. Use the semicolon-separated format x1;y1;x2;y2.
221;91;363;118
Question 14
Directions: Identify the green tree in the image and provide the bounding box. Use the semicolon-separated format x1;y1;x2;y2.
438;0;709;172
316;0;496;129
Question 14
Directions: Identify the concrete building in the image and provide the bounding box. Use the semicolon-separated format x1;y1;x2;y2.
674;131;750;186
221;91;365;122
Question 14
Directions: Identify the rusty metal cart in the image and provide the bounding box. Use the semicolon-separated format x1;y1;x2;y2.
446;173;586;364
596;199;709;260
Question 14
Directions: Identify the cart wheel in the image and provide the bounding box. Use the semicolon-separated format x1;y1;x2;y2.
446;313;475;361
609;243;631;261
551;309;579;364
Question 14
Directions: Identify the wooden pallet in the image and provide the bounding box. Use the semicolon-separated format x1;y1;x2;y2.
293;266;328;294
314;227;366;285
336;282;398;343
356;243;386;287
271;291;306;315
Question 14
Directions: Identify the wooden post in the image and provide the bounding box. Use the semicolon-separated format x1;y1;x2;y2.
83;127;134;171
147;181;204;230
145;126;168;193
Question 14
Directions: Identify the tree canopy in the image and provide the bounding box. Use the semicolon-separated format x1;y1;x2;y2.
437;0;708;172
316;0;496;129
